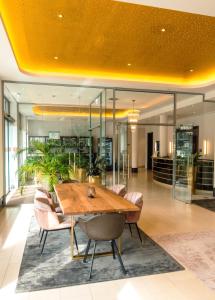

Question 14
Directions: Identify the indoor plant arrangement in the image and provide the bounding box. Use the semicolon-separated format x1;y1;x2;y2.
18;140;72;192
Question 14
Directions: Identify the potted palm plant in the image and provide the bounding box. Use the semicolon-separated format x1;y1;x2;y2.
18;140;71;192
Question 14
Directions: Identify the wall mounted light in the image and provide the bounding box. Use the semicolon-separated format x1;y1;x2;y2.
203;139;208;155
169;141;173;154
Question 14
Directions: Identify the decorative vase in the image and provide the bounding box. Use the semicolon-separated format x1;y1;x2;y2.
87;185;96;198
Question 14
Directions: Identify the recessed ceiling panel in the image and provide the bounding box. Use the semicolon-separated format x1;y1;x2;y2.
1;1;215;85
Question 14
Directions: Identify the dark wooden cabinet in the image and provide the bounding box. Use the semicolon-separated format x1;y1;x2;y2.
195;160;214;191
153;158;173;185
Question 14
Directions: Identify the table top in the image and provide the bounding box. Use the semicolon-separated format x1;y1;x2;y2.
54;183;139;215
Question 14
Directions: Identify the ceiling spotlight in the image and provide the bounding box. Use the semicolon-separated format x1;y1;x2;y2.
190;69;194;72
57;13;63;18
54;56;58;60
127;63;131;67
161;28;166;32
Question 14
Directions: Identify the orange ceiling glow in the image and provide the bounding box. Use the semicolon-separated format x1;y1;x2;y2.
1;0;215;85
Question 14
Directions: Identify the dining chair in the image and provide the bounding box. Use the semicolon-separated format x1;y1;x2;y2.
78;213;127;280
34;197;76;248
109;184;126;197
124;192;143;243
35;189;62;213
34;207;78;255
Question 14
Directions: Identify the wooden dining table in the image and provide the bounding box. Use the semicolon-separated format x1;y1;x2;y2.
54;182;139;260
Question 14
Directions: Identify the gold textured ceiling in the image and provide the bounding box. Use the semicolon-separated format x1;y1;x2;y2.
1;0;215;85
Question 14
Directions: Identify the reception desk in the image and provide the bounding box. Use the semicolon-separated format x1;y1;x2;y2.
152;158;173;185
152;157;214;191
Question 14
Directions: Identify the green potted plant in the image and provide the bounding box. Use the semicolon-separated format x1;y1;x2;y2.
17;140;71;192
87;156;106;185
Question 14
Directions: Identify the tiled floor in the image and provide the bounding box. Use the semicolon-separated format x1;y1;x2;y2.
0;170;215;299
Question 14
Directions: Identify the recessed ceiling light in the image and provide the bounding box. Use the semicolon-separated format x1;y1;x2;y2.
161;28;166;32
54;56;58;60
57;13;63;19
190;69;194;72
127;63;131;66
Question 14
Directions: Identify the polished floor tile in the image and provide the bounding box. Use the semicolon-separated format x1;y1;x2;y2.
0;170;214;299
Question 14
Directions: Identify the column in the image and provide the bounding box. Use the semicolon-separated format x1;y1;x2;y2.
0;80;4;205
131;126;138;173
160;114;168;157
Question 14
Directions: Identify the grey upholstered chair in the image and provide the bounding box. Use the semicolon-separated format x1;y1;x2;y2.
78;213;127;280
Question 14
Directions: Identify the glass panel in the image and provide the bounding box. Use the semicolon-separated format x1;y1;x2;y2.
4;120;9;194
174;125;194;203
117;123;128;186
89;90;107;186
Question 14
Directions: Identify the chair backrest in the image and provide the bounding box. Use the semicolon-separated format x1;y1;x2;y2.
124;192;143;223
34;208;59;230
34;197;53;211
124;192;143;207
37;187;51;198
110;184;126;197
84;213;125;241
34;190;55;211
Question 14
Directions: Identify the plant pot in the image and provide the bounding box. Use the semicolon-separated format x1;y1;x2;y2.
76;168;87;183
88;175;101;185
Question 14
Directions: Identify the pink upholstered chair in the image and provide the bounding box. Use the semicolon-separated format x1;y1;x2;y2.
124;192;143;242
109;184;126;197
35;189;62;213
34;207;78;255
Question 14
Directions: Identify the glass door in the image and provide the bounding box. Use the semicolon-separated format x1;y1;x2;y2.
117;123;128;187
174;125;194;203
89;90;106;185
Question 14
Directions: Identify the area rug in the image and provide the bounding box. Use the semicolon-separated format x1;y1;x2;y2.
192;199;215;212
155;231;215;290
16;217;183;293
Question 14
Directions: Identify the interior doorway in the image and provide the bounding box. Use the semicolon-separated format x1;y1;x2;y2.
147;132;153;170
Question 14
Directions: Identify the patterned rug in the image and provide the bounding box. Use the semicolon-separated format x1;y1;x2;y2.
155;231;215;290
16;217;183;293
192;199;215;212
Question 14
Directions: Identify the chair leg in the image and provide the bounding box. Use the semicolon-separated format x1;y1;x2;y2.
83;239;91;263
74;229;79;252
112;240;127;275
40;231;48;255
111;240;115;259
39;228;41;236
39;230;44;246
135;223;142;243
89;241;97;280
128;223;132;236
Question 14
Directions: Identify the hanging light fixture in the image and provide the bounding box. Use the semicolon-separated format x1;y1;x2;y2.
128;100;140;131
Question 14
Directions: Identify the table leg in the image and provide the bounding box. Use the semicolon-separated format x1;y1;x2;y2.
71;215;74;259
118;236;122;254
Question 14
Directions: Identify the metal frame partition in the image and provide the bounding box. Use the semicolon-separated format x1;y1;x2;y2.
1;80;205;203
